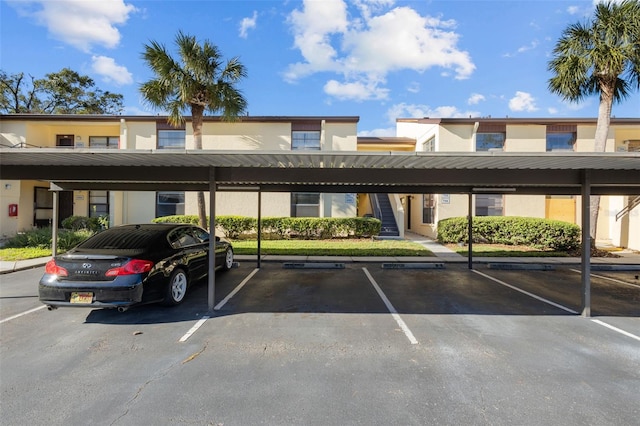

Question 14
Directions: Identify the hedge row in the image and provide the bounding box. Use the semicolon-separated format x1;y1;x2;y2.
437;216;580;251
4;227;93;251
153;215;382;239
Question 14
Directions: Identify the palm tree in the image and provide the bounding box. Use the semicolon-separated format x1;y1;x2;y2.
140;31;248;229
548;0;640;247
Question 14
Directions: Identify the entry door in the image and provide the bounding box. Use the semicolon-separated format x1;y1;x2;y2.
56;134;74;147
54;135;75;225
58;192;74;226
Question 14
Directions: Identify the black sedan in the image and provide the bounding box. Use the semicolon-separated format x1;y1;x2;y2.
39;223;233;311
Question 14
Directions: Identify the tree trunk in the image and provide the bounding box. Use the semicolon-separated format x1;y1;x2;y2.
589;83;614;247
191;105;208;230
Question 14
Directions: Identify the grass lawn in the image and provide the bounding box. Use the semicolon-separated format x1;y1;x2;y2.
446;243;570;257
231;239;433;257
0;247;52;261
0;240;581;261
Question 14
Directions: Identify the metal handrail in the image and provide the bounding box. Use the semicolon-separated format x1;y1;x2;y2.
615;195;640;221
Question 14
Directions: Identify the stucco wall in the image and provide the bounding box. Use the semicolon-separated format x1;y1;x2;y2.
506;125;546;152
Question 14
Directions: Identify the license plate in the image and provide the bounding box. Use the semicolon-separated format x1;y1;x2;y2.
70;292;93;304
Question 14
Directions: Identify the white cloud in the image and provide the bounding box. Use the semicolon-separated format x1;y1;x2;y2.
285;0;475;101
357;127;396;137
503;40;539;57
12;0;137;52
239;11;258;39
567;6;580;15
468;93;485;105
547;107;559;115
324;78;389;101
91;55;133;85
407;82;420;93
386;103;480;123
508;91;538;112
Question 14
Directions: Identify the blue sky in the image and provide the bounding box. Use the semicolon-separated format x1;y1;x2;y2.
1;0;638;136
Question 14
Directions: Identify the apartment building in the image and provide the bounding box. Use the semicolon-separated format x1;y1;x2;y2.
1;114;638;251
391;117;640;250
0;114;359;240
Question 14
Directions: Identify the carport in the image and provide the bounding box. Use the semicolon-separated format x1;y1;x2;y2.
1;148;639;317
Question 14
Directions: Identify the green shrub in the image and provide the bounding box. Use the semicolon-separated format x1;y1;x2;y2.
152;215;200;225
61;215;105;232
58;229;93;251
437;216;580;251
153;215;382;239
4;227;94;251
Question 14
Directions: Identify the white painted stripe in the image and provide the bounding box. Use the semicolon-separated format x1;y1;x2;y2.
362;267;418;345
569;269;640;289
0;305;47;324
214;268;259;311
179;316;209;342
179;268;260;342
591;319;640;342
472;269;579;314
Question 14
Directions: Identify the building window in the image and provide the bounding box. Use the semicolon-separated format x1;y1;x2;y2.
156;191;185;217
89;191;109;218
292;131;321;150
89;136;119;149
422;136;435;152
627;140;640;152
546;131;576;152
476;133;505;152
158;130;186;149
423;194;435;224
291;192;320;217
476;194;503;216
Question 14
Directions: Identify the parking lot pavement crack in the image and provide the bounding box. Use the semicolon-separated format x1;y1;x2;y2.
109;357;186;426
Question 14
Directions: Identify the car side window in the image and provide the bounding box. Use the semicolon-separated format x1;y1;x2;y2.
168;227;198;248
191;227;210;244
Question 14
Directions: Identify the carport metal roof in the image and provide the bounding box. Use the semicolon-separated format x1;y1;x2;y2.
1;148;639;194
1;148;639;317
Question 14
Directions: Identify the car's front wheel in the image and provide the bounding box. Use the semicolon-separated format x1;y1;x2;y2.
163;268;188;306
222;247;234;271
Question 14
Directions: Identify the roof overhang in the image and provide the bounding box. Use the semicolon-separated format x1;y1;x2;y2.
1;149;639;195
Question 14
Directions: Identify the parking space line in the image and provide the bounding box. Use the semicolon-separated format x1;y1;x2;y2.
0;305;46;324
214;268;260;311
179;268;260;343
569;269;640;289
471;269;579;314
362;267;418;345
591;319;640;342
179;316;210;342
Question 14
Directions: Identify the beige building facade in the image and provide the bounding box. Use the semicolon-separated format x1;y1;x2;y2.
0;115;358;241
1;114;638;251
392;117;640;250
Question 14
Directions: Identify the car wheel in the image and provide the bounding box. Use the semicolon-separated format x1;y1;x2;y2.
164;268;188;306
222;247;234;271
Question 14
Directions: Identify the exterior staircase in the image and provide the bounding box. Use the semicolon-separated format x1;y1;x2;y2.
616;195;640;221
371;193;400;237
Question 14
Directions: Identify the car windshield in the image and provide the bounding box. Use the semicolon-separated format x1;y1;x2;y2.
76;227;168;250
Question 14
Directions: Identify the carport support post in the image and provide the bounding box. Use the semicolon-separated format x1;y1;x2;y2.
468;193;473;269
257;190;262;268
581;170;591;317
49;183;61;256
208;168;217;313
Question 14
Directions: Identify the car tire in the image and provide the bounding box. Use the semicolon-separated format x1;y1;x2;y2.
222;247;234;271
163;268;188;306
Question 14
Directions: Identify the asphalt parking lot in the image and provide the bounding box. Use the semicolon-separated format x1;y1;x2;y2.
1;262;639;425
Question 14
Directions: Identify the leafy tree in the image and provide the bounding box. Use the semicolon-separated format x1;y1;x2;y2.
140;31;248;229
547;0;640;246
0;68;124;114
